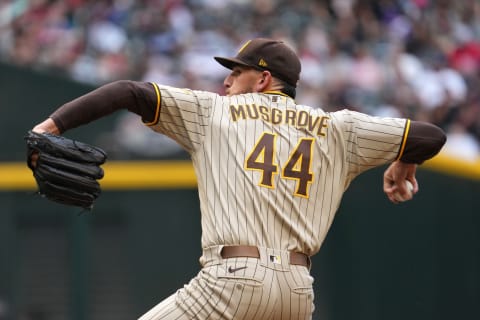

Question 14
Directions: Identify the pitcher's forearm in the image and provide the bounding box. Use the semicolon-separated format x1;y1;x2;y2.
48;80;158;133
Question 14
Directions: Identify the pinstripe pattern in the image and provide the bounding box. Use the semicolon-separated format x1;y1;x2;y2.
144;84;407;319
139;247;314;320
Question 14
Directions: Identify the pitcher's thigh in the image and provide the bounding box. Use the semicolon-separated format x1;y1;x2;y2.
275;266;315;320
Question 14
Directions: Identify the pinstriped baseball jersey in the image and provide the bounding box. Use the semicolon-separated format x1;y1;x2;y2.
147;83;408;258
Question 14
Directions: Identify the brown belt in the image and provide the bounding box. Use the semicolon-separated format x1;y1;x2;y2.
221;245;310;267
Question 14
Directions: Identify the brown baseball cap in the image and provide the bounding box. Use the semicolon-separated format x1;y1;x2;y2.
214;38;301;87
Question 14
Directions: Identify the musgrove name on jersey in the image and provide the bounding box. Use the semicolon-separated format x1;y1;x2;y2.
229;103;330;137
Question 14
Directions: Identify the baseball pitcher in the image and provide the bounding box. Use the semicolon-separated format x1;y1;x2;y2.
29;38;446;319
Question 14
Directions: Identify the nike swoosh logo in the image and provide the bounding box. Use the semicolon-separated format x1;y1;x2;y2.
228;266;247;273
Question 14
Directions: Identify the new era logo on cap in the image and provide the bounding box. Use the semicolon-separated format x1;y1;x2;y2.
214;38;301;87
258;58;268;67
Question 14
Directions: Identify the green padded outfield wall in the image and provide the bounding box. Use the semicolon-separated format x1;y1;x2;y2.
1;63;479;320
0;62;127;161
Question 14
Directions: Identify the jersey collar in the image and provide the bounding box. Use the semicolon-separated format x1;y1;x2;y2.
263;90;289;97
262;90;294;100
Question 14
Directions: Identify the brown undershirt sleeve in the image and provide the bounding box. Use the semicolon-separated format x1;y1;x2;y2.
49;80;158;133
399;121;447;164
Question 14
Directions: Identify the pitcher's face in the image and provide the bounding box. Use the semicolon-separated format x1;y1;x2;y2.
223;66;263;96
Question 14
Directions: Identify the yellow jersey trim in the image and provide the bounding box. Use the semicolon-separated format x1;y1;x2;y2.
263;90;291;98
144;82;161;126
396;119;411;161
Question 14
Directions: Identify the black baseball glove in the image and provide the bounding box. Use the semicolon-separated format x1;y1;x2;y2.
25;130;107;210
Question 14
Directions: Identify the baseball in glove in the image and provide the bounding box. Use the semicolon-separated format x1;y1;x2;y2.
25;130;107;210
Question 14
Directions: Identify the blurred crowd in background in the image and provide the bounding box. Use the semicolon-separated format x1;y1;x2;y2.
1;0;480;161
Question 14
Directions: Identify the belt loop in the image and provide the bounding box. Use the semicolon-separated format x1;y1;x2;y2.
200;245;224;267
